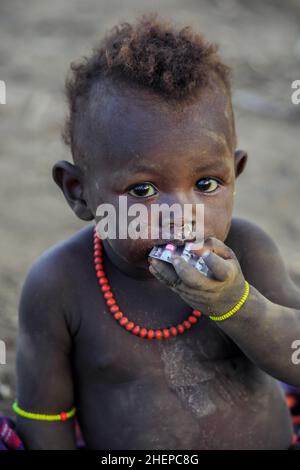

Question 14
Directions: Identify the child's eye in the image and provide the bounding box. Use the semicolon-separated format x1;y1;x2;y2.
128;182;157;198
195;178;220;193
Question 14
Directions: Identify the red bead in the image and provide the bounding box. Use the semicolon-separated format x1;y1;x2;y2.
177;324;185;333
99;278;108;285
133;325;140;335
170;327;178;336
106;298;116;306
139;328;147;338
163;329;170;338
126;322;135;331
120;317;128;326
101;285;110;292
104;292;113;299
94;250;102;256
97;270;106;277
189;316;198;324
192;310;202;317
109;305;119;313
147;329;155;339
155;330;163;339
95;264;103;270
60;412;67;422
114;312;123;320
94;257;102;263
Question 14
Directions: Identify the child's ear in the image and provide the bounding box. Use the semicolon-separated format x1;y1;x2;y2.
234;149;248;178
52;160;94;221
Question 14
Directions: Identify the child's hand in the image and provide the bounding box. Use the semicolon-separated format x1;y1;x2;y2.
148;237;246;317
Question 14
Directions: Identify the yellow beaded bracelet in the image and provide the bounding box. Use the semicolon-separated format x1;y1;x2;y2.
208;280;250;321
12;401;76;422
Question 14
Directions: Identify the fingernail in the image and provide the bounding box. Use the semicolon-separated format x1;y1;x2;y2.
202;250;211;258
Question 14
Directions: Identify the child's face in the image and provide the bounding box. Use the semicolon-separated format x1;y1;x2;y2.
71;80;246;270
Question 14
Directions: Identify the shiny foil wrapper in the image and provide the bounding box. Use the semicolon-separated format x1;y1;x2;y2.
149;242;209;276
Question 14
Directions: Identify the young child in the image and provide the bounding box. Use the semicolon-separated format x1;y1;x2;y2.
6;13;300;450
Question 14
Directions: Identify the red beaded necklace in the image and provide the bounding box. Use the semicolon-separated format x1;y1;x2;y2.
93;226;202;339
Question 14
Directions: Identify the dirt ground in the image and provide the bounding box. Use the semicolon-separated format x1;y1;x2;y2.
0;0;300;415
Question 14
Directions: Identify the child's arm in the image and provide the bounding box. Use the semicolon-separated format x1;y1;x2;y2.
14;252;77;449
148;220;300;387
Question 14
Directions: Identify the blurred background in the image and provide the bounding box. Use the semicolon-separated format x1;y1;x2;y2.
0;0;299;414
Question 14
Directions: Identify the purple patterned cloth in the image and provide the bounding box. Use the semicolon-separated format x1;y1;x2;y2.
0;415;85;450
0;417;24;450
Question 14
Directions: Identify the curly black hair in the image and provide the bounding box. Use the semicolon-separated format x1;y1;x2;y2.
63;12;233;157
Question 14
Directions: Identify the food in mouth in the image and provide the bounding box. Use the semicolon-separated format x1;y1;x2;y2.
149;241;209;276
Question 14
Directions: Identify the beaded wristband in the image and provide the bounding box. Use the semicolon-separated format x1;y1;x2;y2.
208;280;250;321
12;401;76;422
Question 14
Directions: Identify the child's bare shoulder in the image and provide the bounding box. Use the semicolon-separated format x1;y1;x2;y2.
227;216;273;247
228;216;286;274
228;217;300;307
228;216;287;267
19;224;94;335
22;223;93;291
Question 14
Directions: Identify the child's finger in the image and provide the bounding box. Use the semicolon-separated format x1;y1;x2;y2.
149;258;180;287
149;265;171;285
171;256;210;289
191;237;234;260
201;250;232;281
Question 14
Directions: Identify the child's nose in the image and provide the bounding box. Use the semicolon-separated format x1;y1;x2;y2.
166;189;200;210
